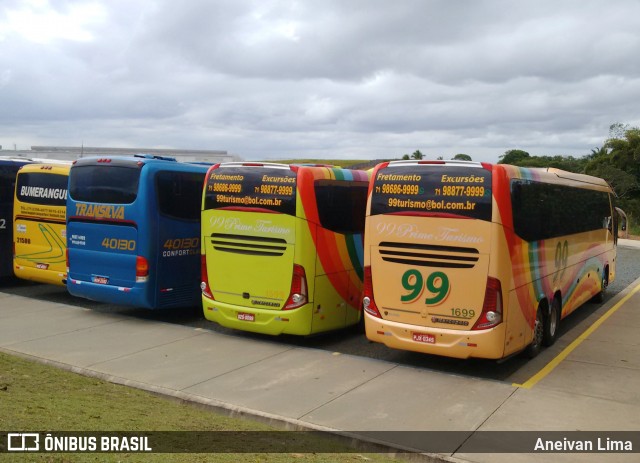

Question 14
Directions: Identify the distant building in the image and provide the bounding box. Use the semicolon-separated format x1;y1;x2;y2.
0;146;240;163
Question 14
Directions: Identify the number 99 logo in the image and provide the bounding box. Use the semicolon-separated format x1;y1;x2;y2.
401;269;450;306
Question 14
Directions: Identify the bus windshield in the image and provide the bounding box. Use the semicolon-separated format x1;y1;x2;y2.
203;166;297;215
370;164;492;221
69;165;140;204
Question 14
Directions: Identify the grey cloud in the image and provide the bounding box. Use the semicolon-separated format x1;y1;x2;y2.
2;0;640;162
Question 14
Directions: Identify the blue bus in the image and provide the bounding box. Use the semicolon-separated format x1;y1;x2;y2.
66;155;209;309
0;157;39;278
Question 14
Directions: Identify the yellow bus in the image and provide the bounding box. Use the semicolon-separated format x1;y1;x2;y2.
201;162;370;335
363;160;617;359
13;162;71;286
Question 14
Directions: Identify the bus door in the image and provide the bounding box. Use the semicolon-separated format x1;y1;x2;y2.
67;162;141;296
155;170;206;308
367;163;497;345
202;165;298;316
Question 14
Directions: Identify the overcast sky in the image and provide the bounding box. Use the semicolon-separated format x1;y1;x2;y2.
1;0;639;162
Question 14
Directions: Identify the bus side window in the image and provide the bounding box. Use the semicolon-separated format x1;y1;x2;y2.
512;179;615;243
314;180;368;234
156;171;204;221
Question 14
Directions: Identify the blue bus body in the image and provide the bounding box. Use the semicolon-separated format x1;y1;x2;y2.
66;155;208;309
0;157;38;278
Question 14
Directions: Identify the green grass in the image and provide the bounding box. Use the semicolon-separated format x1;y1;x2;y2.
0;352;400;462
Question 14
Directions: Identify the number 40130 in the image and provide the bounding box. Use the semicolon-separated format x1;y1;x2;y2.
401;269;450;306
101;238;136;251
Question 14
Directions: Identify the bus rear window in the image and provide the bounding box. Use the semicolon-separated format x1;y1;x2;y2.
69;165;140;204
16;173;68;207
370;165;492;221
203;167;297;215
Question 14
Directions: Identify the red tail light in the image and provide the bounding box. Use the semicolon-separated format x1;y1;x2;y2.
200;255;213;299
136;256;149;282
472;277;503;330
66;249;69;272
362;266;382;318
284;264;308;310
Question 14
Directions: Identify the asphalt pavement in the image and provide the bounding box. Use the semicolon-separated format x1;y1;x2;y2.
2;239;640;462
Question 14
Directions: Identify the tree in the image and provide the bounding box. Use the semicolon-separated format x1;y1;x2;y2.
411;150;424;160
401;154;410;160
609;122;630;140
585;124;640;225
498;149;530;165
452;153;472;161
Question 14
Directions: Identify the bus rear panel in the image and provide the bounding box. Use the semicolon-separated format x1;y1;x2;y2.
67;156;207;309
201;163;369;335
364;161;505;358
1;157;36;278
13;163;70;285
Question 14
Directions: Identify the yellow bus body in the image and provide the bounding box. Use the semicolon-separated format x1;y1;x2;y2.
13;163;71;286
201;163;369;335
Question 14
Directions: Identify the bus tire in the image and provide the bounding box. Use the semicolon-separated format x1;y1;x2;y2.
543;297;561;347
592;267;609;303
525;306;544;358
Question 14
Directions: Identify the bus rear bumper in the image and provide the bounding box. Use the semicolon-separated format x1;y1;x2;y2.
202;295;313;336
14;266;67;287
364;312;506;360
67;278;151;309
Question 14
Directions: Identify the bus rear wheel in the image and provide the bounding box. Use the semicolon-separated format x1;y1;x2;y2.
592;268;609;303
525;306;544;358
543;297;560;347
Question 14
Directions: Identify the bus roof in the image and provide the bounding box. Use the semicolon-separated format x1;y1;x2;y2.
543;167;611;188
18;162;72;174
73;154;178;165
384;160;485;168
379;159;613;193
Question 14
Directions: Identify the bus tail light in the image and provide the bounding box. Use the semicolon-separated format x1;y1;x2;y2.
200;255;214;299
136;256;149;283
284;264;307;310
472;277;503;330
363;266;382;318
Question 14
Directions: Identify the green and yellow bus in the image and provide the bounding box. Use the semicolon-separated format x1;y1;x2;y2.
201;162;370;335
13;162;71;286
363;160;617;359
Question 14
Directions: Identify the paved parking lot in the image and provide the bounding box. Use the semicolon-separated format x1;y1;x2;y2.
2;240;640;461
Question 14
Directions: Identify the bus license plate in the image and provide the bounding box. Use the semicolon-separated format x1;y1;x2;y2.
237;312;255;322
413;332;436;344
92;276;109;285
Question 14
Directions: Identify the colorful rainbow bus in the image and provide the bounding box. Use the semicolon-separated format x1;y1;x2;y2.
363;160;617;359
66;155;209;309
13;162;72;286
0;157;40;278
201;162;370;335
